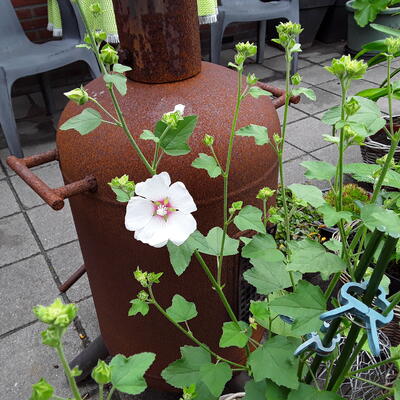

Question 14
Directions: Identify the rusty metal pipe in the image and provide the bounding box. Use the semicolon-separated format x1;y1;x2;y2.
58;264;87;293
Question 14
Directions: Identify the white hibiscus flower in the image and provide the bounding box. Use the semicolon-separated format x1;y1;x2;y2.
125;172;197;248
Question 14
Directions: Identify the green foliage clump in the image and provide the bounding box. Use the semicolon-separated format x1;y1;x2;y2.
325;184;370;215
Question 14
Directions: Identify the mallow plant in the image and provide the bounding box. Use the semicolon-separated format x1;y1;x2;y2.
30;1;400;399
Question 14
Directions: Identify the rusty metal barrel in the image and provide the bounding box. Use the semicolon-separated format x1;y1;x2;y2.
6;0;297;390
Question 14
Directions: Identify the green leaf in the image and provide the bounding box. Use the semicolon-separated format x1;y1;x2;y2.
243;259;300;295
166;295;198;323
269;280;326;336
191;153;222;178
248;86;272;98
248;336;300;389
352;0;389;27
140;130;159;142
391;345;400;370
288;184;326;208
244;379;289;400
110;353;155;394
322;105;341;125
219;321;251;348
167;240;194;276
241;233;284;262
128;299;149;316
161;346;211;388
344;163;400;189
236;124;269;145
324;239;342;254
360;204;400;238
249;300;271;328
113;63;133;73
287;239;346;280
301;161;336;181
154;116;198;156
59;108;102;135
288;383;345;400
318;203;353;227
110;187;131;202
292;87;316;101
202;227;240;256
356;87;388;101
371;23;400;37
104;73;127;96
199;362;232;397
234;205;266;234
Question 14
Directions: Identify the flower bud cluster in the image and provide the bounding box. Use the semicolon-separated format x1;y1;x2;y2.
273;22;303;51
385;37;400;56
291;73;302;86
34;298;77;328
229;201;243;214
257;187;276;200
29;378;54;400
180;384;196;400
108;175;135;197
325;55;367;83
203;134;215;147
235;41;257;59
344;98;360;116
134;267;163;287
100;44;119;65
64;86;89;105
162;104;185;128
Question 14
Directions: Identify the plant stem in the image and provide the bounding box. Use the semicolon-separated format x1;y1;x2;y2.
148;286;246;369
347;355;400;377
89;97;120;124
99;384;104;400
106;387;115;400
56;342;82;400
350;376;389;391
152;126;170;171
217;67;243;286
324;272;341;300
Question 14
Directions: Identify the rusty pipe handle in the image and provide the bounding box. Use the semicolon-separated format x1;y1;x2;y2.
6;149;97;211
257;82;301;109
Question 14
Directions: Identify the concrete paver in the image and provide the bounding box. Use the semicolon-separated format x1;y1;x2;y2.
0;180;19;218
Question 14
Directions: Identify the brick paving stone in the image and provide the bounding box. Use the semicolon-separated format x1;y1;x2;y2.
263;55;312;72
363;66;387;85
300;64;336;86
0;322;94;400
243;63;276;80
284;154;326;189
300;49;342;64
285;117;333;152
0;180;19;218
283;142;306;162
27;201;77;250
0;164;5;180
76;297;101;342
277;106;308;124
0;255;58;335
311;143;363;165
0;213;40;266
318;78;374;97
48;241;91;303
293;86;339;115
11;163;64;209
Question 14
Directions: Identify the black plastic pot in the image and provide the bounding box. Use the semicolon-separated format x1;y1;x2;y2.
317;0;348;43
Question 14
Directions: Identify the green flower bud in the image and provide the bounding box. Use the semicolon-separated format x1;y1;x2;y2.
91;360;111;384
71;367;82;377
41;326;61;348
100;44;119;65
291;73;302;86
137;290;149;302
234;53;246;67
64;86;89;105
33;298;77;327
94;30;107;44
246;73;258;85
203;134;215;147
229;200;243;214
108;175;135;202
181;384;197;400
325;55;367;82
235;41;257;58
161;104;185;128
273;133;283;145
147;272;163;285
385;37;400;55
89;2;103;16
134;267;148;288
29;378;54;400
344;98;360;116
257;187;276;200
276;21;303;38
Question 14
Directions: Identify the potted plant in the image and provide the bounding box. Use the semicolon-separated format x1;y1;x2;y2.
346;0;400;54
27;5;400;400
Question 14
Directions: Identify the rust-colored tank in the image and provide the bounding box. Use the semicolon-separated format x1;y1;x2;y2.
7;0;296;390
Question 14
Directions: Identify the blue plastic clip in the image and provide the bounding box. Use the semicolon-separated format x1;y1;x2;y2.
320;281;394;357
294;322;341;357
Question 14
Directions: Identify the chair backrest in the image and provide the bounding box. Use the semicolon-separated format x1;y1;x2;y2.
58;0;86;40
0;1;30;50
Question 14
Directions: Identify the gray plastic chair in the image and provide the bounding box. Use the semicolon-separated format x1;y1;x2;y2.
211;0;300;72
0;0;101;157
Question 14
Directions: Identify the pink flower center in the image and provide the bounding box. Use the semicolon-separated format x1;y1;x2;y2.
153;198;176;219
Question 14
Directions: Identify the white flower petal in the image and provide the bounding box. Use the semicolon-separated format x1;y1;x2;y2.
134;216;169;248
174;104;185;114
135;172;171;201
168;182;197;213
167;211;197;246
125;197;154;231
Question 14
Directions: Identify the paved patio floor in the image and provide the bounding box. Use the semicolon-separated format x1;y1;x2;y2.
0;41;390;399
